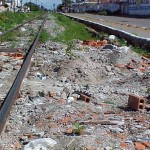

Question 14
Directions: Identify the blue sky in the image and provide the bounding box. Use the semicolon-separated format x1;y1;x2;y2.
41;0;62;9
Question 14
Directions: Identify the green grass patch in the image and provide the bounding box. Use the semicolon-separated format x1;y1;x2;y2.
0;11;44;32
132;46;149;55
39;29;50;43
51;13;99;44
0;31;17;42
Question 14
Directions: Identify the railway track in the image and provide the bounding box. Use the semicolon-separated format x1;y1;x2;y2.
0;13;47;135
0;13;150;150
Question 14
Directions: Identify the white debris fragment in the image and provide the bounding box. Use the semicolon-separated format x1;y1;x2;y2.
24;138;57;150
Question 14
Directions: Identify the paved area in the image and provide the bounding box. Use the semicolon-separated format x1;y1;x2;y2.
66;13;150;39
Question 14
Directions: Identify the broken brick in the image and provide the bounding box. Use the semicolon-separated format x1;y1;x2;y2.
65;128;73;134
142;142;150;148
128;94;146;110
79;93;90;103
49;91;56;97
48;123;57;128
120;142;129;149
14;142;22;150
134;142;145;150
114;64;126;68
61;117;71;124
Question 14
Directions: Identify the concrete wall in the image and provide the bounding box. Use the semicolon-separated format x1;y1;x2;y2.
72;3;119;12
128;0;150;15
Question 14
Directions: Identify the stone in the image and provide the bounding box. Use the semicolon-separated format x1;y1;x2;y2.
104;146;113;150
24;138;57;150
102;44;114;50
109;127;124;133
61;92;67;100
67;97;75;103
105;66;112;72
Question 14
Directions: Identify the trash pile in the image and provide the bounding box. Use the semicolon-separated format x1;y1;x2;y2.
0;15;150;150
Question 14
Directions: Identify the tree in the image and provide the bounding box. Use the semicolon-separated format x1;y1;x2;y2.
62;0;72;6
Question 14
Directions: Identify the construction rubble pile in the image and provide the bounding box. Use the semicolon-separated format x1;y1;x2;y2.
0;15;150;150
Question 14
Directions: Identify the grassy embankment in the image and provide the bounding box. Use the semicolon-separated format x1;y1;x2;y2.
48;13;149;55
51;13;99;43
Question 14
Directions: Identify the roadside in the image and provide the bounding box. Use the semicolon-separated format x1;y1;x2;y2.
65;13;150;39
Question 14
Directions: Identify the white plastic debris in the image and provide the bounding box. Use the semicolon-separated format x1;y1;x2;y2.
24;138;57;150
108;35;116;42
20;27;26;32
117;46;131;53
36;72;46;80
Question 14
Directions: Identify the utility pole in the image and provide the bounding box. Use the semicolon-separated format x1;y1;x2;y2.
84;0;85;13
30;0;31;11
21;0;22;11
11;0;13;10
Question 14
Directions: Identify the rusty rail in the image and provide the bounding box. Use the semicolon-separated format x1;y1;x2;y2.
0;14;47;135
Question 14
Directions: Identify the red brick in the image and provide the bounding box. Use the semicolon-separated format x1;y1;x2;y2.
115;64;126;68
61;117;71;124
65;128;73;134
79;93;90;103
49;91;56;97
134;142;145;150
14;142;22;150
48;123;57;128
120;142;129;149
142;142;150;148
128;94;146;110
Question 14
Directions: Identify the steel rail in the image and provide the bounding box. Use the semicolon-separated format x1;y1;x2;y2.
0;13;45;37
0;14;47;135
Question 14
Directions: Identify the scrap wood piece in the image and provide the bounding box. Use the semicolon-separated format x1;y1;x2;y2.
79;120;120;125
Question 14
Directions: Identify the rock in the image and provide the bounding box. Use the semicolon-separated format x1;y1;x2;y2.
61;92;67;100
109;127;124;133
104;146;113;150
67;97;75;103
143;129;150;135
72;93;80;100
102;44;114;50
24;138;57;150
105;65;112;72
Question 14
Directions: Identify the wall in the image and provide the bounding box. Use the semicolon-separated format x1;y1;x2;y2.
128;0;150;15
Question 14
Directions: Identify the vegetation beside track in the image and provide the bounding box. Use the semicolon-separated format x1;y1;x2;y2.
0;11;44;32
51;13;99;44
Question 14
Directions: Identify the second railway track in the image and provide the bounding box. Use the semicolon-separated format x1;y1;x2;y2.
0;13;47;134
